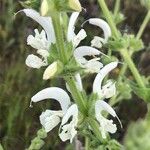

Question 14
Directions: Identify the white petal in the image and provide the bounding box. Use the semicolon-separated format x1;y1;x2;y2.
61;104;78;126
74;46;101;59
59;124;77;143
40;110;63;132
59;104;78;143
89;18;111;43
91;36;105;49
95;100;119;138
67;12;79;42
43;62;58;80
37;49;49;58
84;59;103;73
95;100;117;118
27;29;50;50
74;73;83;91
31;87;71;113
25;54;46;68
21;9;55;43
93;62;118;95
99;118;117;139
102;80;116;98
73;29;87;47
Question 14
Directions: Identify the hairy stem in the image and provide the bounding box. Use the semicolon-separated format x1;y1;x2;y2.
136;10;150;39
98;0;120;37
120;50;145;88
114;0;120;18
65;76;87;114
85;137;89;150
98;0;146;89
51;12;68;64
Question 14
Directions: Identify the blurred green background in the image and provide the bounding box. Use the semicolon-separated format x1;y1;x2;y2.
0;0;150;149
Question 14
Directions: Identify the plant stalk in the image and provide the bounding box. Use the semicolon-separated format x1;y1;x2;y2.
51;12;68;64
136;10;150;39
114;0;120;18
98;0;146;89
65;76;87;114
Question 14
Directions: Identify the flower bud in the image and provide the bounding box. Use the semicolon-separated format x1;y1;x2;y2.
69;0;82;12
41;0;55;16
41;0;82;16
37;128;47;139
43;61;63;80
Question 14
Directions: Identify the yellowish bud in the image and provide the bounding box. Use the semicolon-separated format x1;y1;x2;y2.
69;0;82;12
41;0;48;16
43;61;58;80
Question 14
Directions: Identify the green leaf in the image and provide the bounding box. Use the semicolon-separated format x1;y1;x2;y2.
108;34;144;52
47;43;60;63
129;35;144;52
111;12;125;25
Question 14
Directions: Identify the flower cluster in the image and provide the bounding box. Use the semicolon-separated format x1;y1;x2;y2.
19;5;121;143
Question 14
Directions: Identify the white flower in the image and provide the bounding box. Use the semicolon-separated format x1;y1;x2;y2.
31;87;79;142
18;9;56;69
93;62;118;99
40;110;63;132
20;9;55;43
31;87;71;133
27;29;50;50
67;12;87;47
59;104;78;143
91;36;105;49
88;18;111;48
95;100;121;139
74;46;104;73
25;54;47;69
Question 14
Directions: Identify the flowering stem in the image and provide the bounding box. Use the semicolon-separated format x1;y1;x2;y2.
85;137;89;150
120;49;145;88
98;0;146;89
98;0;120;38
65;76;87;114
88;118;103;142
51;12;68;64
136;10;150;39
114;10;150;91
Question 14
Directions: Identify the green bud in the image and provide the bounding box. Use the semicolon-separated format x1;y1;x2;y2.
69;0;82;12
41;0;55;16
41;0;82;16
43;60;64;80
37;128;47;139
